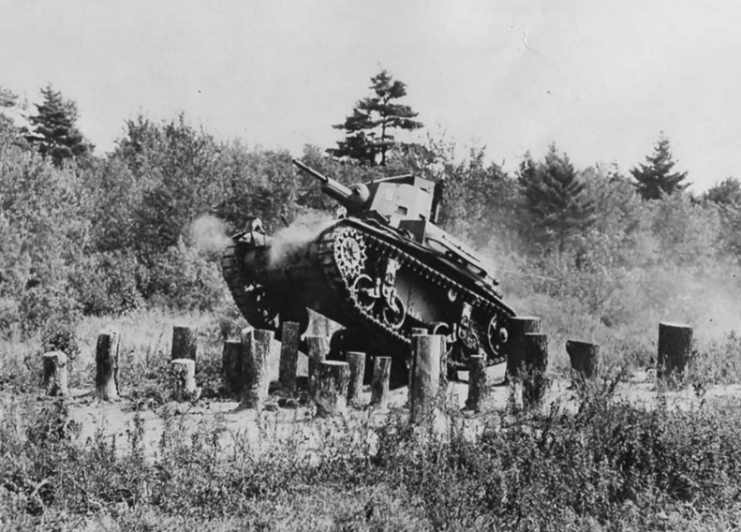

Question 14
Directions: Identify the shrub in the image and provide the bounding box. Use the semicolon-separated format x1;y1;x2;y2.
69;250;144;315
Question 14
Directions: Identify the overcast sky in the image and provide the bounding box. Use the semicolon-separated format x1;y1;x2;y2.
2;0;740;191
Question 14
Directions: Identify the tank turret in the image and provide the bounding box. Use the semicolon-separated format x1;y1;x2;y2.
293;159;436;223
222;159;516;380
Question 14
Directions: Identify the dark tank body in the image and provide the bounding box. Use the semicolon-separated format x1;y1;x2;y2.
222;159;516;373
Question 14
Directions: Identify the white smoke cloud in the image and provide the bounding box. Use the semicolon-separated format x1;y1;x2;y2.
190;215;231;254
268;211;335;266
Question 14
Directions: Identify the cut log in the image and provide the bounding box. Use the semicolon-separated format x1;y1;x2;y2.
346;351;366;406
410;334;445;424
305;335;329;396
171;359;197;401
95;331;121;401
279;321;300;395
370;356;392;409
522;333;549;409
465;354;487;412
240;329;273;409
314;360;350;417
658;322;693;380
565;340;600;380
505;316;541;381
408;327;429;401
222;340;244;397
171;326;197;361
43;351;68;397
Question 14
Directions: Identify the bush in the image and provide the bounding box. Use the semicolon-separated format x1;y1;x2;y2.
69;250;144;315
144;239;226;311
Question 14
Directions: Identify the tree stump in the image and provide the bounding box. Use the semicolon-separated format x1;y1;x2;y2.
279;321;300;395
370;356;392;409
171;326;197;361
306;335;329;396
522;333;549;409
505;316;541;382
171;359;198;401
465;354;487;412
408;327;428;401
658;322;693;380
240;329;273;409
410;334;444;424
313;360;350;417
43;351;68;397
95;331;121;401
222;340;244;397
346;351;366;406
565;340;600;380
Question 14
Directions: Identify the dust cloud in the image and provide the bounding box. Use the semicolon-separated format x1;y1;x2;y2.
190;215;231;254
268;211;335;266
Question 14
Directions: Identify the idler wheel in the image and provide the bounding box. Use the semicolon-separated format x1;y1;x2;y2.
244;283;279;330
484;313;509;363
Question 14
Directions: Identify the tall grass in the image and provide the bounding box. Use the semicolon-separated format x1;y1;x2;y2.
3;384;741;531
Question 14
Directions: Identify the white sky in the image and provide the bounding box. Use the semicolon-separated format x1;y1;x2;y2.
1;0;740;191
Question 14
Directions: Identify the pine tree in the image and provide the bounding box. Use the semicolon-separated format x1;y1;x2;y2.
519;144;596;253
631;133;688;200
328;70;423;166
26;84;92;167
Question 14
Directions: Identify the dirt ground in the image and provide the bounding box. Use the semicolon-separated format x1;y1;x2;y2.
7;362;740;464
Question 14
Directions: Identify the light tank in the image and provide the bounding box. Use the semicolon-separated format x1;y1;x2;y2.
221;159;516;376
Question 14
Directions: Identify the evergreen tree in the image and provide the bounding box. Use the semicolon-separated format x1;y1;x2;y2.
519;144;596;254
328;70;423;166
26;84;92;167
631;133;688;200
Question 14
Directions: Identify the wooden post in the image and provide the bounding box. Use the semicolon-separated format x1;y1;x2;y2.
522;333;549;409
171;359;197;401
222;340;244;397
171;326;197;361
658;322;693;380
240;329;273;409
314;360;350;417
565;340;600;380
95;331;120;401
346;351;366;406
370;356;392;409
465;354;487;412
42;351;68;397
410;334;444;424
505;316;541;382
306;335;329;396
279;321;300;395
408;327;428;403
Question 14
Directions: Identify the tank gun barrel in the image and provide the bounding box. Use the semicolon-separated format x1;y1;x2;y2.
292;159;369;212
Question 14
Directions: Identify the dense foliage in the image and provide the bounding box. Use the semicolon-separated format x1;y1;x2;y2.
1;83;740;357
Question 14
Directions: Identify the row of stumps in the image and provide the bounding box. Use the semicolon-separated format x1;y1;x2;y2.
41;319;696;416
224;324;394;417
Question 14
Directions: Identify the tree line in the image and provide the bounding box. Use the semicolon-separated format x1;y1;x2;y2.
1;74;740;346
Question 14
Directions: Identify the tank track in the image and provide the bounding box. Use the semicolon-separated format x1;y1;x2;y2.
221;240;278;331
316;221;513;366
222;223;514;366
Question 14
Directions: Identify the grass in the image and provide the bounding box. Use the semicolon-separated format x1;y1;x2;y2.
3;306;741;530
3;384;741;530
